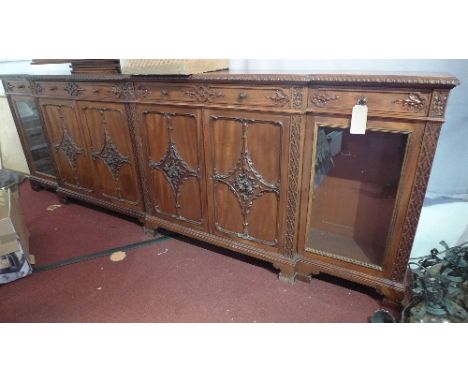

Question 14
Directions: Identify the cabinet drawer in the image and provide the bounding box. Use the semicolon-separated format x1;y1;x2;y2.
35;81;135;101
308;88;431;116
3;79;31;94
136;82;293;108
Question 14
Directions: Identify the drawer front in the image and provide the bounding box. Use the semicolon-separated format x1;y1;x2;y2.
136;82;293;108
35;81;136;101
3;79;31;94
308;88;431;116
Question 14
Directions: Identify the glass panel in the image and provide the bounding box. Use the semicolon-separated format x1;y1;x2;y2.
15;99;56;177
306;126;408;267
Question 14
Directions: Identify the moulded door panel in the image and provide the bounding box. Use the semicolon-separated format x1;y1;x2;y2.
136;104;207;229
78;101;143;211
203;109;290;252
39;99;96;195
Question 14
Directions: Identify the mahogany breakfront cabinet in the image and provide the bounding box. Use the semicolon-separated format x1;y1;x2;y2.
1;71;458;303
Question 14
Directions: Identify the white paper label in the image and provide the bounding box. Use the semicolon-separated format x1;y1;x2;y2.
350;104;368;134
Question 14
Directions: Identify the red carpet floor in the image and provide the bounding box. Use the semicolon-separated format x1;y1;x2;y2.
0;180;383;322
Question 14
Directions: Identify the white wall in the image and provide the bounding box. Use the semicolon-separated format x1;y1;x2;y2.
230;59;468;199
0;60;70;171
0;59;71;94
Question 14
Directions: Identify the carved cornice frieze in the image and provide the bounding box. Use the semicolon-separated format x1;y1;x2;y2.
29;81;43;95
185;85;224;102
136;85;151;98
64;82;84;97
393;92;427;112
310;91;340;107
266;89;290;106
111;82;135;99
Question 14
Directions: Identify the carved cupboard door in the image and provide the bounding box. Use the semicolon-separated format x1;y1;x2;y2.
203;109;290;252
39;99;96;194
78;102;143;212
136;104;207;229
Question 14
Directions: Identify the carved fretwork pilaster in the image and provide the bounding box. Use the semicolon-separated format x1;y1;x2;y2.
211;116;281;246
284;115;303;258
146;111;200;223
392;123;442;282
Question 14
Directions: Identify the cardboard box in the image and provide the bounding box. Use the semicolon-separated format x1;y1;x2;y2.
120;59;229;75
0;185;31;283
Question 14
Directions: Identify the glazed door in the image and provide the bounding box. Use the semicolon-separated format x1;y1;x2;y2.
39;99;96;195
136;104;207;229
203;109;290;252
299;115;424;273
9;96;56;179
78;102;143;212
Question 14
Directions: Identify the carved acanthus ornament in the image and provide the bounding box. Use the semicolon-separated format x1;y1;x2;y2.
310;91;340;107
56;127;83;170
185;85;224;102
52;105;84;186
211;116;280;246
267;89;290;105
91;110;129;180
394;92;427;111
64;82;84;97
